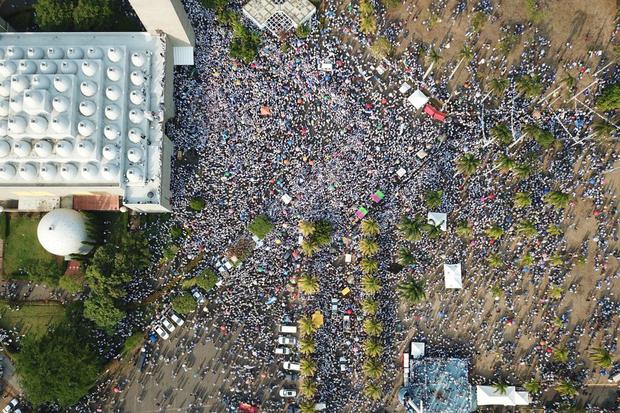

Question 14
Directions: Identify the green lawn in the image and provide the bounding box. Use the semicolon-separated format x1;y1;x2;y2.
0;300;65;338
3;214;64;283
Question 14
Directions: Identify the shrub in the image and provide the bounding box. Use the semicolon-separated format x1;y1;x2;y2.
182;269;218;292
597;83;620;111
370;37;393;59
248;215;273;239
189;198;205;211
34;0;74;31
58;273;83;294
172;294;197;315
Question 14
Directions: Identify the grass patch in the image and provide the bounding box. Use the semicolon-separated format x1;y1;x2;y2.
121;332;144;355
0;301;65;338
248;215;273;240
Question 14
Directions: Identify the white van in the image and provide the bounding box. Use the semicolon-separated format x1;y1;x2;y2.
279;325;297;334
282;361;300;371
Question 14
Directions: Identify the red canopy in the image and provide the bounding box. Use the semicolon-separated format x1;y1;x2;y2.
424;104;446;122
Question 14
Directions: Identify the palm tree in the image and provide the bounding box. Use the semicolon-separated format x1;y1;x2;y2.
425;190;443;209
552;346;569;363
555;380;578;397
560;73;576;91
423;222;444;239
298;220;315;237
362;358;383;379
364;382;382;400
300;358;317;377
513;192;532;208
547;224;563;236
512;163;534;180
298;273;320;294
516;219;538;238
516;73;543;99
359;14;377;34
455;221;473;239
460;44;474;61
491;123;513;146
398;216;424;242
490;283;503;298
493;382;508;395
524;123;556;148
487;253;503;268
363;338;384;357
397;277;426;304
549;253;564;267
524;378;541;394
299;401;315;413
363;318;383;336
396;247;415;266
299;378;317;398
496;153;516;173
455;153;481;176
361;298;379;315
361;275;381;294
548;284;563;300
298;315;317;337
299;337;316;355
360;258;379;275
361;218;380;236
589;347;613;369
300;240;318;256
544;191;570;209
359;238;379;257
591;119;616;144
488;77;508;97
485;224;504;240
426;47;442;65
519;252;534;267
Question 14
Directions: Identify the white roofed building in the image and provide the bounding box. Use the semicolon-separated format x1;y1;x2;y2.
243;0;316;35
37;208;92;257
476;386;530;406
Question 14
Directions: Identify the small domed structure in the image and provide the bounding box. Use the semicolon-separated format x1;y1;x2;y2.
37;209;92;257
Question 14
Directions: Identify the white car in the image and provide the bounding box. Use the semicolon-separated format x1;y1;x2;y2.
279;388;297;398
162;317;175;333
2;399;18;413
275;347;292;355
192;289;206;304
282;361;300;371
278;336;297;346
155;326;169;340
170;312;185;327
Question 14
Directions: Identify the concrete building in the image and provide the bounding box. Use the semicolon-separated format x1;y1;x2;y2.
242;0;316;36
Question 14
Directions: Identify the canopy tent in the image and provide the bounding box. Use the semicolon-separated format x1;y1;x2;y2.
344;253;352;263
396;167;407;178
281;193;292;204
355;206;368;219
370;190;385;203
259;105;272;116
399;82;412;94
443;263;462;289
427;212;447;231
476;386;530;406
410;342;425;359
415;149;428;159
407;89;429;110
424;104;447;121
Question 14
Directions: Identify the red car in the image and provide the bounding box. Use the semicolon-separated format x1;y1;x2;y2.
239;403;258;413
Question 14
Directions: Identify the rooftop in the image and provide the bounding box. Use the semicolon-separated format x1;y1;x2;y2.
242;0;316;35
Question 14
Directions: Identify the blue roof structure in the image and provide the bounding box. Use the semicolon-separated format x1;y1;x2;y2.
399;358;476;413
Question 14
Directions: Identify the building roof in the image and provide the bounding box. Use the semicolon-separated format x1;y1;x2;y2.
476;386;530;406
73;194;119;211
37;208;91;256
0;32;169;209
242;0;316;34
407;90;428;110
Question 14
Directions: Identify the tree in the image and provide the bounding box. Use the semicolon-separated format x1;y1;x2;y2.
491;123;513;146
487;253;503;268
544;191;570;209
298;315;317;337
426;48;442;66
455;221;473;239
360;258;379;275
397;277;426;305
552;346;569;363
182;269;218;292
364;382;382;400
396;247;415;266
425;190;443;209
591;119;617;144
359;238;379;256
547;224;563;236
361;218;380;236
189;197;205;211
524;124;556;149
516;219;538;238
423;222;444;239
589;347;613;369
361;298;379;315
370;37;393;59
360;14;377;34
58;273;83;294
491;283;503;298
73;0;113;31
496;153;516;173
485;224;504;240
83;294;125;332
524;378;541;394
548;284;563;300
300;240;319;257
312;220;333;246
398;216;425;242
298;220;316;237
361;275;381;294
300;358;317;377
299;379;317;398
295;24;310;39
460;44;474;61
16;323;102;407
493;382;508;395
455;153;480;176
248;215;273;239
230;19;261;64
596;83;620;111
172;294;197;315
516;74;543;99
299;401;316;413
298;273;320;295
362;358;383;379
514;192;532;208
201;0;228;9
488;77;508;97
363;318;383;337
512;163;534;180
34;0;74;31
363;338;383;357
299;338;316;355
555;380;578;397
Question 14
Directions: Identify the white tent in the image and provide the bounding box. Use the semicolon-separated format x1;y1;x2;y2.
410;342;425;359
281;193;292;204
443;263;462;289
396;167;407;178
476;386;530;406
427;211;447;231
399;82;412;94
407;89;429;110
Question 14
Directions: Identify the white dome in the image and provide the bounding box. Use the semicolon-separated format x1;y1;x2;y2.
30;75;50;89
51;114;70;133
27;47;44;59
130;71;145;86
59;162;77;179
52;95;70;112
131;52;146;67
29;116;48;133
0;120;7;136
13;140;31;157
46;47;63;59
0;61;16;78
66;47;83;59
81;61;98;77
86;47;102;59
8;116;27;133
37;209;91;256
79;100;96;117
23;90;45;109
103;124;120;140
9;96;22;112
104;104;120;120
76;140;94;156
80;163;98;179
40;163;57;180
18;162;37;180
0;140;9;157
17;60;36;74
34;140;53;157
105;85;121;101
129;90;144;105
11;75;29;92
127;147;143;163
53;76;71;93
102;144;118;160
106;66;122;82
0;163;16;179
101;163;119;180
129;109;144;124
107;47;122;63
55;140;73;157
0;100;8;117
126;166;143;183
60;61;77;74
77;120;95;136
6;47;24;59
0;80;11;97
38;61;56;74
128;128;143;143
80;80;97;97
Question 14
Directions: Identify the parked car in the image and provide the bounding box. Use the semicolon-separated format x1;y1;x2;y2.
170;312;185;327
161;317;175;333
155;326;169;340
343;315;351;332
339;356;347;372
275;347;292;355
331;298;339;313
279;388;297;398
282;361;300;371
279;325;297;334
192;288;206;304
278;336;297;346
2;399;18;413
